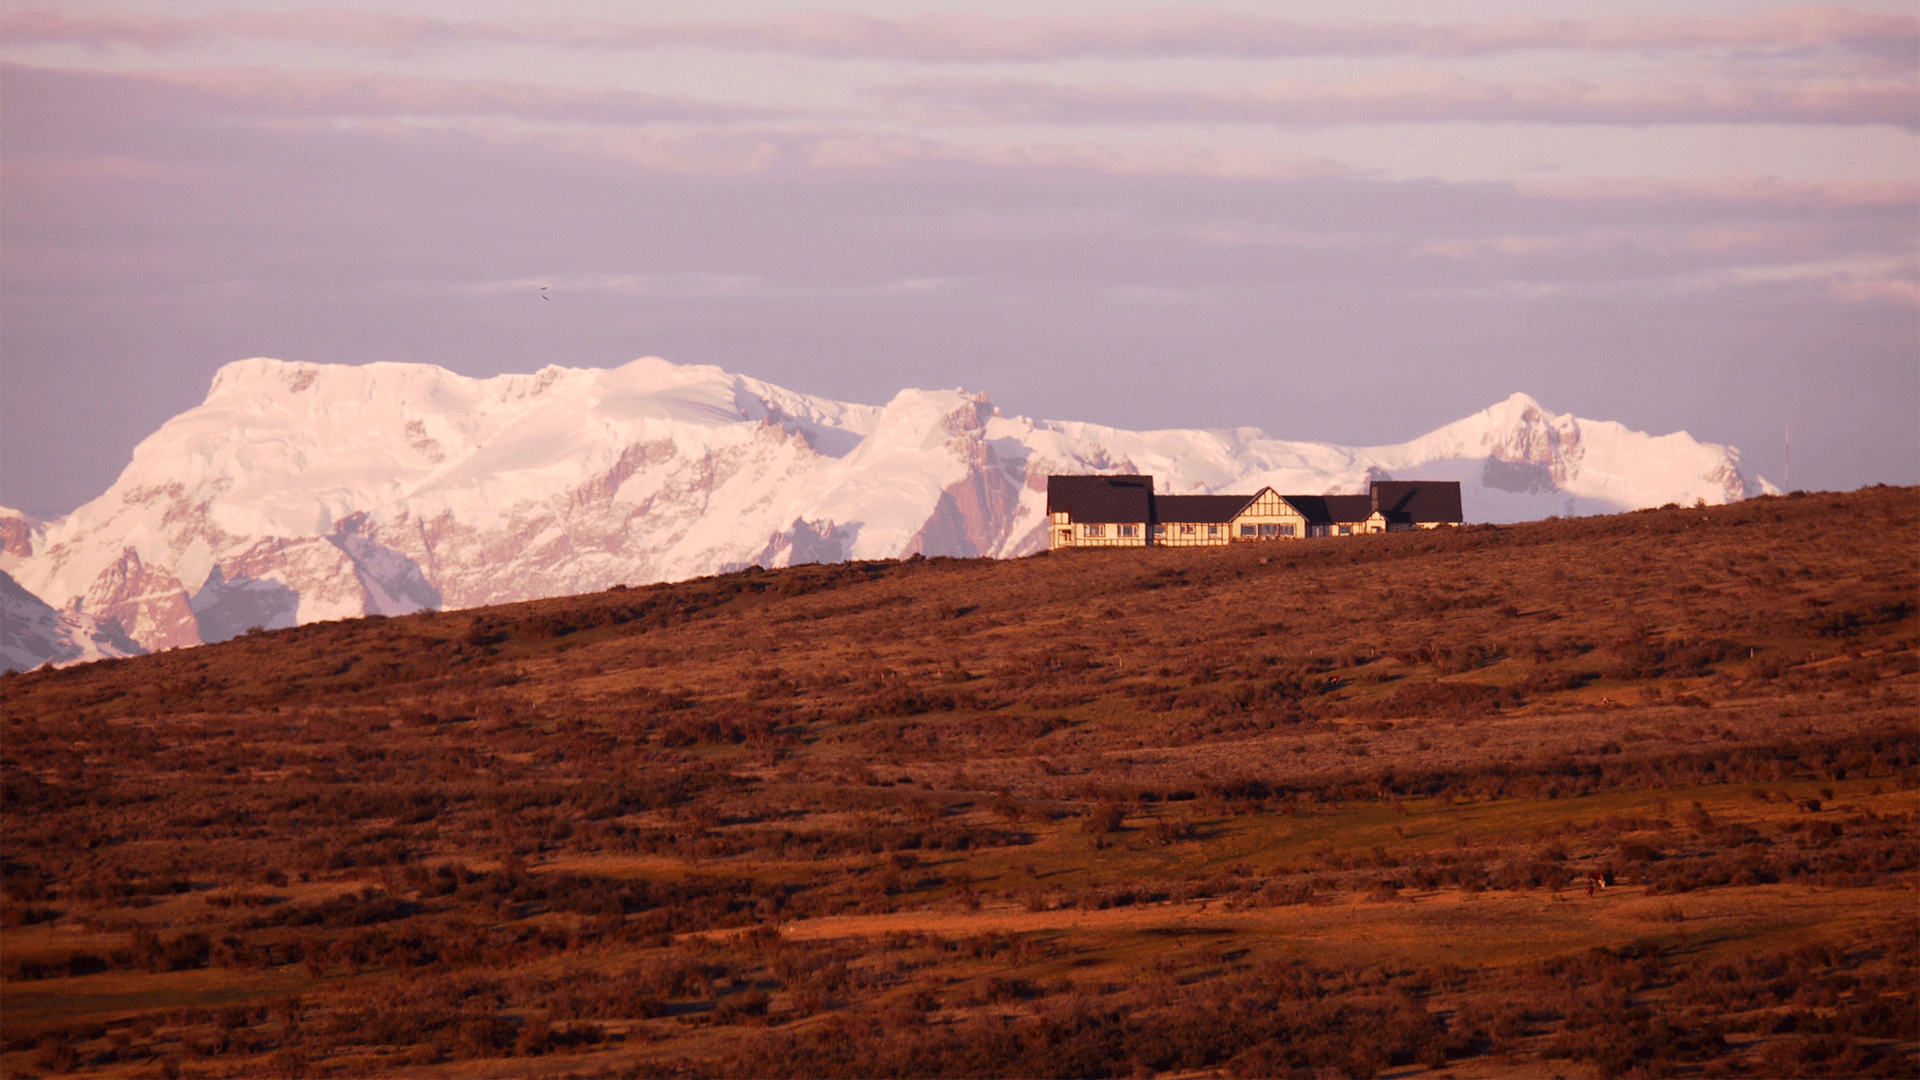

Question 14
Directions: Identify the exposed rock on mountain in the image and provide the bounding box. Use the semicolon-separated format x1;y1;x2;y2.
2;357;1774;659
1;570;146;672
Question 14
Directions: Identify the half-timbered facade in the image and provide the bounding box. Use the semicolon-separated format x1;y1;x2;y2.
1150;494;1250;547
1048;476;1463;550
1280;494;1376;537
1047;475;1154;549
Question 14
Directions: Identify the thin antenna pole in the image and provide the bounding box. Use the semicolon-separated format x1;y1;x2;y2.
1784;426;1790;491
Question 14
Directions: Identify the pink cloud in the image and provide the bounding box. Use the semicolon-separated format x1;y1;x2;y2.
525;126;1355;181
1831;277;1920;304
924;139;1354;180
10;62;1916;194
4;5;1913;61
1411;225;1797;261
0;7;486;51
874;69;1919;128
1402;227;1920;306
1511;174;1920;206
0;153;192;183
540;127;790;175
1719;255;1920;304
0;62;1361;180
1;61;786;126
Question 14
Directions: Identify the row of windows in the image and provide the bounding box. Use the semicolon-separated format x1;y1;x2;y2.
1077;522;1361;540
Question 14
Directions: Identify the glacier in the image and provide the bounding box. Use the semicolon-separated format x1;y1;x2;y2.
0;356;1775;664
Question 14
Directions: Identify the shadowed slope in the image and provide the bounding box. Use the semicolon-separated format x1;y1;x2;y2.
3;488;1914;1078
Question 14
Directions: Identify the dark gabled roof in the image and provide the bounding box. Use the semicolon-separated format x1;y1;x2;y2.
1279;495;1333;524
1371;480;1463;524
1047;474;1153;523
1153;494;1256;524
1280;494;1373;524
1325;494;1374;523
1048;474;1462;527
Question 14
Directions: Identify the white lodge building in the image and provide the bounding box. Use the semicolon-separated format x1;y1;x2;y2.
1046;475;1463;551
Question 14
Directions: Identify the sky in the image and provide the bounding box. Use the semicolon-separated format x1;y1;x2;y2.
2;0;1916;519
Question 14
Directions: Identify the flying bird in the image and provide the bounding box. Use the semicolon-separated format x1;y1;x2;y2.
540;286;550;301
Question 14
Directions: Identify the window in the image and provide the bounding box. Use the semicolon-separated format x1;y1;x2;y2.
1083;524;1106;537
1258;524;1278;537
1180;524;1196;535
1117;524;1139;537
1152;524;1165;536
1280;524;1296;536
1338;525;1352;535
1240;524;1257;537
1207;525;1219;536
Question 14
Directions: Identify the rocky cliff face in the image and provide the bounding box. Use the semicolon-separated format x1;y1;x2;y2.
1;570;146;672
1;358;1773;663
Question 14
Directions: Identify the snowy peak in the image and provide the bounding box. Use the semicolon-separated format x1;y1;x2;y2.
1396;392;1579;475
8;356;1773;662
1377;392;1762;510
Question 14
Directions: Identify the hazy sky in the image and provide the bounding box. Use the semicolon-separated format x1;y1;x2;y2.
3;1;1916;518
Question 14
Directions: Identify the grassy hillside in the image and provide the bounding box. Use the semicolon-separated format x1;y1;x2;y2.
4;488;1916;1078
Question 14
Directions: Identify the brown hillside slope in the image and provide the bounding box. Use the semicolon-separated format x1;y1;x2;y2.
3;488;1915;1078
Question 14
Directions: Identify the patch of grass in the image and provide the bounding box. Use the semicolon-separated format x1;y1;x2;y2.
4;488;1916;1077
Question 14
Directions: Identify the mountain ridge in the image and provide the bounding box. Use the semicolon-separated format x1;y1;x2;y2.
0;569;146;672
1;356;1776;664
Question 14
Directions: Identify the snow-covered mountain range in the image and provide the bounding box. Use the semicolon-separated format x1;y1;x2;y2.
1;356;1775;668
